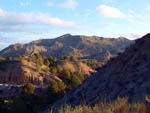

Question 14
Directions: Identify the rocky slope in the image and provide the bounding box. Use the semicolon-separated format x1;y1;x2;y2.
0;59;95;85
53;33;150;108
0;60;59;85
0;34;134;63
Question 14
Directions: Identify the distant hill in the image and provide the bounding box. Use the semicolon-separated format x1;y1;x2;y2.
0;34;134;63
53;33;150;107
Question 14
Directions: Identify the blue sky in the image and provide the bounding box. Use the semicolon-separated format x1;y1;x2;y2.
0;0;150;50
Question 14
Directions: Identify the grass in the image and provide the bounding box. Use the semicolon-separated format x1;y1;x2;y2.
49;97;149;113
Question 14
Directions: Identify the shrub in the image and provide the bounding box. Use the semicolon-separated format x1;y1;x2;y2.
23;83;35;96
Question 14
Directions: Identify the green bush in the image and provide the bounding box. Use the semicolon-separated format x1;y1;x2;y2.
23;83;35;96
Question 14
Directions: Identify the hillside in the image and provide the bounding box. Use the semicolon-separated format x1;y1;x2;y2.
0;34;134;63
0;55;95;85
52;33;150;108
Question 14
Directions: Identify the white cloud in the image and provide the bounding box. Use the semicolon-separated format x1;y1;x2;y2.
20;2;31;6
46;1;54;7
0;8;78;32
59;0;78;10
96;5;126;18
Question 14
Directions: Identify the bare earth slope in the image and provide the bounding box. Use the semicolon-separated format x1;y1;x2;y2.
0;60;95;85
0;34;134;62
0;60;60;85
53;33;150;108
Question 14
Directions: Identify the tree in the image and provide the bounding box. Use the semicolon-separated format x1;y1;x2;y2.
76;71;85;81
45;67;50;75
71;75;82;88
92;64;97;69
62;56;68;60
70;56;76;61
37;58;43;66
49;80;59;93
53;57;57;63
0;56;3;62
23;83;35;96
82;60;87;64
6;57;13;61
36;62;41;72
51;67;57;75
49;56;53;63
57;65;63;73
58;81;66;94
62;69;71;80
44;59;50;66
49;81;66;94
18;55;25;61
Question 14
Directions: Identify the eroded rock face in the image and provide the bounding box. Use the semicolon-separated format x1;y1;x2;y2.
0;59;95;85
0;60;60;85
53;33;150;107
0;34;134;63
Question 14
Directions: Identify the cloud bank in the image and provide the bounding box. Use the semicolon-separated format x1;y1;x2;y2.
0;8;78;33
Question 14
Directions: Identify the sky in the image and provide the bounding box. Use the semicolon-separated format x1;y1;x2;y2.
0;0;150;50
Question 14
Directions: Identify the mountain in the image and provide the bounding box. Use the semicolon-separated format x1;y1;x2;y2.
0;34;134;63
52;33;150;108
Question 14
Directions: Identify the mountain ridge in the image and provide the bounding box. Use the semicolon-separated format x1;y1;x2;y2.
0;34;134;64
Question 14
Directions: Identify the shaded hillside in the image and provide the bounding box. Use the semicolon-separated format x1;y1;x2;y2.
52;33;150;108
0;34;134;63
0;55;95;85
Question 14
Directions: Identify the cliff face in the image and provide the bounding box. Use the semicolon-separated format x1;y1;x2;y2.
53;33;150;107
0;34;134;63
